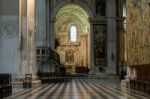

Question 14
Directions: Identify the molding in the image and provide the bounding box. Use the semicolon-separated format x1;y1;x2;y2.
89;17;107;24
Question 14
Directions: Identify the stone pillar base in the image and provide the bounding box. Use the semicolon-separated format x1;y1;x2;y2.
121;79;130;88
12;77;41;88
106;74;119;79
31;80;41;88
12;77;24;88
96;73;108;78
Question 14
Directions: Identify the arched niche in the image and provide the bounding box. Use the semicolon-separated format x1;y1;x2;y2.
49;0;94;73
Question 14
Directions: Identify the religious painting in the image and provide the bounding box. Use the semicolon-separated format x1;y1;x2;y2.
93;24;107;66
95;0;105;16
65;49;74;63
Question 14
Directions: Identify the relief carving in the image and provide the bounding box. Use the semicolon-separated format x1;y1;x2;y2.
0;21;18;38
65;49;74;63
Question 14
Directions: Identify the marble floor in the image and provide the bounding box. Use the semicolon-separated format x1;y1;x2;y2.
5;79;150;99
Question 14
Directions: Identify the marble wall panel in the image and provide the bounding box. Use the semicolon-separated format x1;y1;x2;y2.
0;16;19;75
93;24;107;66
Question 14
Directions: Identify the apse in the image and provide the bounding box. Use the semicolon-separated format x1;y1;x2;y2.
55;4;90;74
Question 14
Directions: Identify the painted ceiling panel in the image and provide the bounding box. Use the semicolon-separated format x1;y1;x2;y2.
55;4;90;35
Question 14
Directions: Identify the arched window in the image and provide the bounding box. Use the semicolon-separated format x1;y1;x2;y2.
70;25;77;42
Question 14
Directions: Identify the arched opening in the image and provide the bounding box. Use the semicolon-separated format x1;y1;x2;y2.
70;25;77;43
54;4;90;74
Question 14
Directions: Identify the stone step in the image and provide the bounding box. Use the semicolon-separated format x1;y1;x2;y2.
12;77;41;88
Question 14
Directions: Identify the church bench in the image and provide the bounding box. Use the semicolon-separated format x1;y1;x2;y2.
37;72;70;84
130;79;150;91
0;74;12;98
129;64;150;94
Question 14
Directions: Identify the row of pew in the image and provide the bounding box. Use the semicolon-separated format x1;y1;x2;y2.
0;74;12;98
37;72;71;84
129;64;150;94
75;66;90;74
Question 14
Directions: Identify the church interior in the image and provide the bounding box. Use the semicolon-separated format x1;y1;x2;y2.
0;0;150;98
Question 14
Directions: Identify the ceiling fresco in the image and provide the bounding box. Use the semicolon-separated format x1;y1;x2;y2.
55;4;90;35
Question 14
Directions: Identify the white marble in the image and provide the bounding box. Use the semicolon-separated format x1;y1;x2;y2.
36;0;47;46
0;16;19;77
106;0;117;74
6;79;150;99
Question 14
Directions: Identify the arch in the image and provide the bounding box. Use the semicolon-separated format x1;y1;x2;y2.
51;0;94;19
55;4;89;35
49;0;93;73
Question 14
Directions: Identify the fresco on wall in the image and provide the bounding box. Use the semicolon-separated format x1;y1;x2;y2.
126;0;150;65
93;24;107;66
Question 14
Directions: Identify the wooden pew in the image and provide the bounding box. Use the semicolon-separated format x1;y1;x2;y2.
37;72;70;84
130;64;150;94
0;74;12;98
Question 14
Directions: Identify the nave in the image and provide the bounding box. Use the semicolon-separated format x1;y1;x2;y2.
5;79;150;99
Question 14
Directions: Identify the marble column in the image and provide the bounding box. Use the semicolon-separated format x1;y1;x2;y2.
106;0;117;74
89;21;94;73
19;0;37;78
27;0;36;78
47;0;55;49
49;18;56;50
118;0;127;76
19;0;27;78
46;0;50;47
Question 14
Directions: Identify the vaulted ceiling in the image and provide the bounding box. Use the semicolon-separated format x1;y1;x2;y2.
55;4;90;35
